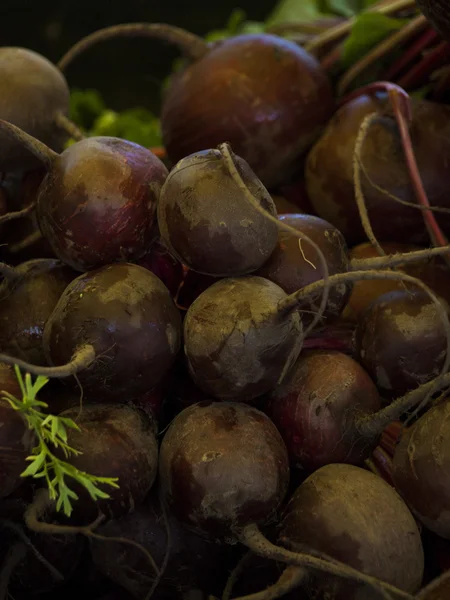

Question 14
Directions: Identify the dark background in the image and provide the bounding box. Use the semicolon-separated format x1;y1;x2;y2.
0;0;275;111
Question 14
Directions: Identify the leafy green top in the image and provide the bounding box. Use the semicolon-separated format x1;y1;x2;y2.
1;366;119;517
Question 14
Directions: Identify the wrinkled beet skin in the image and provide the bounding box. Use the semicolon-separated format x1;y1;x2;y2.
162;34;335;188
0;363;34;499
355;290;447;398
136;237;184;297
280;464;424;598
37;137;168;272
184;276;303;401
0;259;75;365
57;404;158;523
268;350;382;471
305;94;450;245
0;48;70;171
256;214;351;320
157;149;278;277
91;491;239;599
159;401;290;540
393;400;450;539
43;263;181;402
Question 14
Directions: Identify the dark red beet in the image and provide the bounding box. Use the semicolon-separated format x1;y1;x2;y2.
157;149;278;277
36;136;167;271
136;237;184;297
183;276;303;401
159;401;290;540
392;398;450;539
256;214;351;321
305;93;450;245
0;362;34;499
162;34;335;188
175;268;217;311
91;490;239;599
268;350;382;472
355;289;448;398
55;403;158;523
279;464;424;598
0;259;75;365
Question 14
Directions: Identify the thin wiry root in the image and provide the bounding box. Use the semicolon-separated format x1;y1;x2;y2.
230;566;306;600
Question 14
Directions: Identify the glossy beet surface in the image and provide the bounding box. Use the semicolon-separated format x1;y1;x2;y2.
37;137;168;271
305;94;450;245
355;290;448;398
268;351;382;471
183;276;303;401
256;213;351;320
157;149;278;277
43;263;181;402
159;401;290;539
280;464;424;598
162;34;335;188
0;48;69;170
0;259;75;365
393;399;450;539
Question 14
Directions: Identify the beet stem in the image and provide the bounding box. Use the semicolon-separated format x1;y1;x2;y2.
218;142;330;337
0;344;95;378
0;541;26;600
350;245;450;271
337;16;428;96
57;23;209;72
230;566;306;600
304;0;417;55
384;27;439;80
0;262;21;281
8;230;44;254
0;120;57;169
54;112;85;141
238;524;411;599
0;202;36;226
397;40;450;90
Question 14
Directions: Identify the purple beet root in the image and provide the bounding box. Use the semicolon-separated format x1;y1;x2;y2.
256;214;351;321
136;237;184;297
355;289;448;398
279;464;424;599
267;350;382;472
162;34;335;188
305;93;450;245
0;259;76;365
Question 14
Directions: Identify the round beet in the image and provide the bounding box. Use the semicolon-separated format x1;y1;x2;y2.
183;276;303;401
56;403;158;523
355;289;448;398
0;48;71;171
268;350;382;471
0;259;75;365
37;137;167;271
305;93;450;245
157;149;278;277
392;398;450;539
136;237;184;297
162;34;335;187
159;401;290;540
279;464;424;598
256;214;351;320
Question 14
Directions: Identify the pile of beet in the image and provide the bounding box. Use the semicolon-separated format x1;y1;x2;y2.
3;1;450;598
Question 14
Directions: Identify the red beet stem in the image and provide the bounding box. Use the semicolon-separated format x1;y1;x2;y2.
384;27;439;80
397;41;450;90
0;119;57;168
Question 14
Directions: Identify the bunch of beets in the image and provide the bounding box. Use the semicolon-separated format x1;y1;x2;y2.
3;1;450;599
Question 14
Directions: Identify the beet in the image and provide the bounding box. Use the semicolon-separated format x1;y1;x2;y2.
55;403;158;523
267;350;383;472
175;268;217;311
90;490;239;599
136;237;184;297
355;289;448;398
392;398;450;539
0;48;78;171
0;263;181;402
0;362;34;499
0;259;75;365
256;213;351;321
277;464;424;599
183;276;303;401
157;149;278;276
305;93;450;245
0;120;168;271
